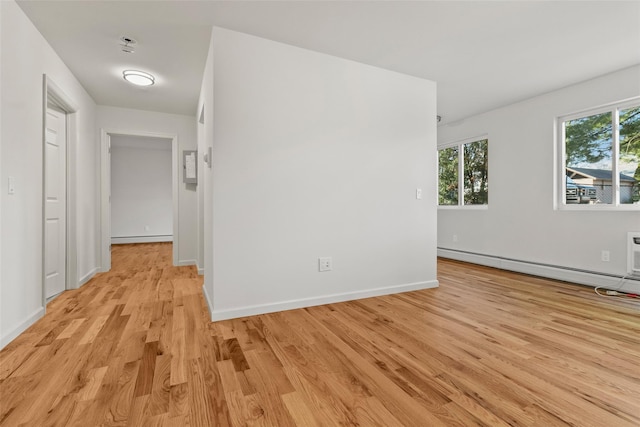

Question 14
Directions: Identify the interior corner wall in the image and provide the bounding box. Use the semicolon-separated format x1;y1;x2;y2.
0;1;4;340
196;81;209;276
196;109;206;275
207;27;438;320
1;0;99;349
96;106;198;265
437;65;640;289
199;30;215;308
196;119;205;274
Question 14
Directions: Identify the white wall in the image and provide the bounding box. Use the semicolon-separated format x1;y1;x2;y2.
0;1;4;345
96;106;198;265
1;0;99;348
437;65;640;292
202;27;438;320
110;135;172;242
198;31;214;302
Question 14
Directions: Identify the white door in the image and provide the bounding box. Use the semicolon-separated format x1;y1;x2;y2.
45;106;67;299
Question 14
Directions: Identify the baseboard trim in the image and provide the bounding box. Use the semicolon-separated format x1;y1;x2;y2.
202;284;213;319
196;262;204;275
112;235;173;244
438;248;640;294
177;259;197;267
209;280;439;322
1;307;45;350
77;267;99;288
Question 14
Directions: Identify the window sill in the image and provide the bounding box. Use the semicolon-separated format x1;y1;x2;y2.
557;203;640;212
438;205;489;210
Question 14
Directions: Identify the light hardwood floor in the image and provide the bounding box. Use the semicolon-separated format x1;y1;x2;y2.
1;243;639;426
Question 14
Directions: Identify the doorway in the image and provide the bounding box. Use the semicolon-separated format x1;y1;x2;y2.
100;129;179;271
110;135;173;244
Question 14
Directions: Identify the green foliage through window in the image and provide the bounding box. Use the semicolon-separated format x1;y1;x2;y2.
438;147;458;205
464;140;489;205
438;139;488;206
620;106;640;204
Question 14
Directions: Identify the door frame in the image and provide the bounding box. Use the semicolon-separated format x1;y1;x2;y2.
100;129;179;271
42;75;78;307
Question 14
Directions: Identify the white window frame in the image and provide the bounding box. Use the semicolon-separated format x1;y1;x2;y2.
438;135;489;209
557;97;640;211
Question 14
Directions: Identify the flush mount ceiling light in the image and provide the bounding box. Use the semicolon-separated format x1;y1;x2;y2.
123;70;155;86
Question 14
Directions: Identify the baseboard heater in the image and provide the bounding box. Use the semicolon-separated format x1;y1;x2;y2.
111;235;173;244
437;247;640;293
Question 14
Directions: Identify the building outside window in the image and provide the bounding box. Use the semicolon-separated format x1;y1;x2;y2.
559;99;640;207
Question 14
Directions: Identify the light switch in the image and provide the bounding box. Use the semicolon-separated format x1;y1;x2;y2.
416;188;422;199
8;176;15;195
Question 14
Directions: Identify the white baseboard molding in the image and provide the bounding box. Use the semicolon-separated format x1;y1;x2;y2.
196;263;204;275
112;235;173;244
177;259;197;267
202;284;213;319
77;267;99;288
1;307;45;350
438;248;640;294
209;280;439;322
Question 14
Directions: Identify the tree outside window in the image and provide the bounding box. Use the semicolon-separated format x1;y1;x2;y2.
438;147;458;205
463;140;489;205
438;138;488;206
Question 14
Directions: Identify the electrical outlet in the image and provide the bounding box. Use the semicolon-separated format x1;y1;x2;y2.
319;257;332;272
453;234;458;243
601;250;610;262
416;188;422;199
144;225;150;232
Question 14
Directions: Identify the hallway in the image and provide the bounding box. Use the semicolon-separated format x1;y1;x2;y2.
0;243;213;426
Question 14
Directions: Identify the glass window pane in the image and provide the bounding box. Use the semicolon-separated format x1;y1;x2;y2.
463;139;488;205
438;147;458;205
565;111;612;204
619;106;640;204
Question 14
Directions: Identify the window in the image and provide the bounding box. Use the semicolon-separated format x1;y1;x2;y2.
438;137;488;206
559;99;639;207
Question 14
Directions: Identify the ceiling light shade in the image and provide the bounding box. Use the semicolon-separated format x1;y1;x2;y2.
123;70;155;86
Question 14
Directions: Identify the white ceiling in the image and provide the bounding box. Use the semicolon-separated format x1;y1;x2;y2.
17;1;640;124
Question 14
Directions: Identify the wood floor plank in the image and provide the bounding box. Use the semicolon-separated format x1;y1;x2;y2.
134;341;159;397
169;305;186;386
77;366;109;402
280;392;321;427
186;358;214;427
146;353;171;417
168;382;188;419
1;244;639;426
78;314;110;345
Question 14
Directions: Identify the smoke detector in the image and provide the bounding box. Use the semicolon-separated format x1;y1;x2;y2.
120;36;137;54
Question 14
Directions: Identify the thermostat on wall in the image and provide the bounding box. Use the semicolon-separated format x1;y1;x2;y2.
183;150;197;184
